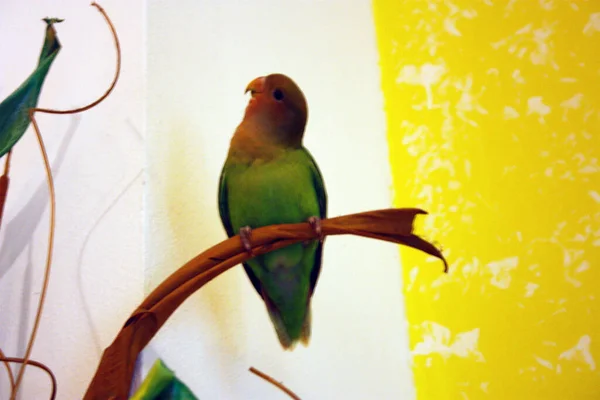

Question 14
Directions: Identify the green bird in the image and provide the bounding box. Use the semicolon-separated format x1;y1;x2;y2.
218;73;327;350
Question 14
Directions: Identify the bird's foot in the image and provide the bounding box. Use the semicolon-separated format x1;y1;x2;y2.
239;226;254;255
308;216;324;242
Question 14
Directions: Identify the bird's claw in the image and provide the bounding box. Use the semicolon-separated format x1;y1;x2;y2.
308;216;324;242
240;226;254;255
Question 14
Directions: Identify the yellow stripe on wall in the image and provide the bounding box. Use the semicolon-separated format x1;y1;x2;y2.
373;1;600;398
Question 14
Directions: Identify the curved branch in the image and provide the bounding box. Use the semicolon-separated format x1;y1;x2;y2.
83;208;447;399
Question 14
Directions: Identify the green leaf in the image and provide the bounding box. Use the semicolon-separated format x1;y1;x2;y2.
130;359;199;400
164;379;198;400
0;17;63;158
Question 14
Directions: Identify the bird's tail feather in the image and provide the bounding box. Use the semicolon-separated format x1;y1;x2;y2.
262;289;311;350
300;307;311;347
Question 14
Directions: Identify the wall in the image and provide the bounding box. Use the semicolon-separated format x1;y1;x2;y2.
3;1;597;399
0;1;143;398
374;0;600;398
145;0;414;399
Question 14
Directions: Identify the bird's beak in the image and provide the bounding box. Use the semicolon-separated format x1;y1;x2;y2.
245;76;266;95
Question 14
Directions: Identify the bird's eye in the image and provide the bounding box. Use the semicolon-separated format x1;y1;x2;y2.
272;88;284;101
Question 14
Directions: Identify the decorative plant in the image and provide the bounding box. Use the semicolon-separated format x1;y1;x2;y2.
0;3;119;399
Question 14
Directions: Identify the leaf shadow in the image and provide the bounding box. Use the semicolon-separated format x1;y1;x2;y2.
0;114;80;280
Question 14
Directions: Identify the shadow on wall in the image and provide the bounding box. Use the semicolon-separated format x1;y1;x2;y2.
75;118;144;357
158;120;244;376
0;114;79;356
0;114;81;280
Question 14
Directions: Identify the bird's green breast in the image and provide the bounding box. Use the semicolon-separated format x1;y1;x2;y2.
226;149;320;233
222;147;322;343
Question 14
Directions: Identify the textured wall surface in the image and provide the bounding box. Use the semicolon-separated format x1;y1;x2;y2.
373;1;600;398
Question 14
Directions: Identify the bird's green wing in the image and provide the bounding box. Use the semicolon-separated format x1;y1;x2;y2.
218;149;327;298
217;164;235;237
218;163;263;295
301;148;327;220
299;147;327;296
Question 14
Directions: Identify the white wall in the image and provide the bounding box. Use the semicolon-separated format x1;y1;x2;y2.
0;1;143;398
146;1;414;399
0;1;414;398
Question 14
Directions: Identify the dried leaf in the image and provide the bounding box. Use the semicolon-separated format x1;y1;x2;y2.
83;208;447;399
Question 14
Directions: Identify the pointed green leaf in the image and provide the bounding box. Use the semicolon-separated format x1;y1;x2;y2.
131;359;199;400
165;379;198;400
0;17;63;157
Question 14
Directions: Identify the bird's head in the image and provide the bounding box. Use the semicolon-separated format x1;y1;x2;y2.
243;73;308;147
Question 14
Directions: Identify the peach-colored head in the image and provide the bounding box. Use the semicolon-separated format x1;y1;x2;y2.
242;73;308;147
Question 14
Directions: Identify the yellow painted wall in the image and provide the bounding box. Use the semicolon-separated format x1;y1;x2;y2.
373;1;600;398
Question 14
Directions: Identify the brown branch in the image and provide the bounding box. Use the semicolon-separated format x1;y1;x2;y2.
249;367;301;400
0;357;56;400
10;3;121;398
83;208;447;399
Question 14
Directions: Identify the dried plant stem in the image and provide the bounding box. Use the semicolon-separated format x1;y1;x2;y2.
249;367;301;400
9;110;57;400
0;347;16;392
9;3;121;399
3;150;12;175
0;357;56;400
0;149;12;230
32;2;121;116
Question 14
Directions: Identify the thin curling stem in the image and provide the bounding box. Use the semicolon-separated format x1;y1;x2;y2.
0;347;16;392
249;367;301;400
1;357;57;400
9;2;121;398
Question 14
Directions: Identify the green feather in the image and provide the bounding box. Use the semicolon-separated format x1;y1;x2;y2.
218;146;326;348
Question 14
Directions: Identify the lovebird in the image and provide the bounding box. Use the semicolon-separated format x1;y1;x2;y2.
218;73;327;350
